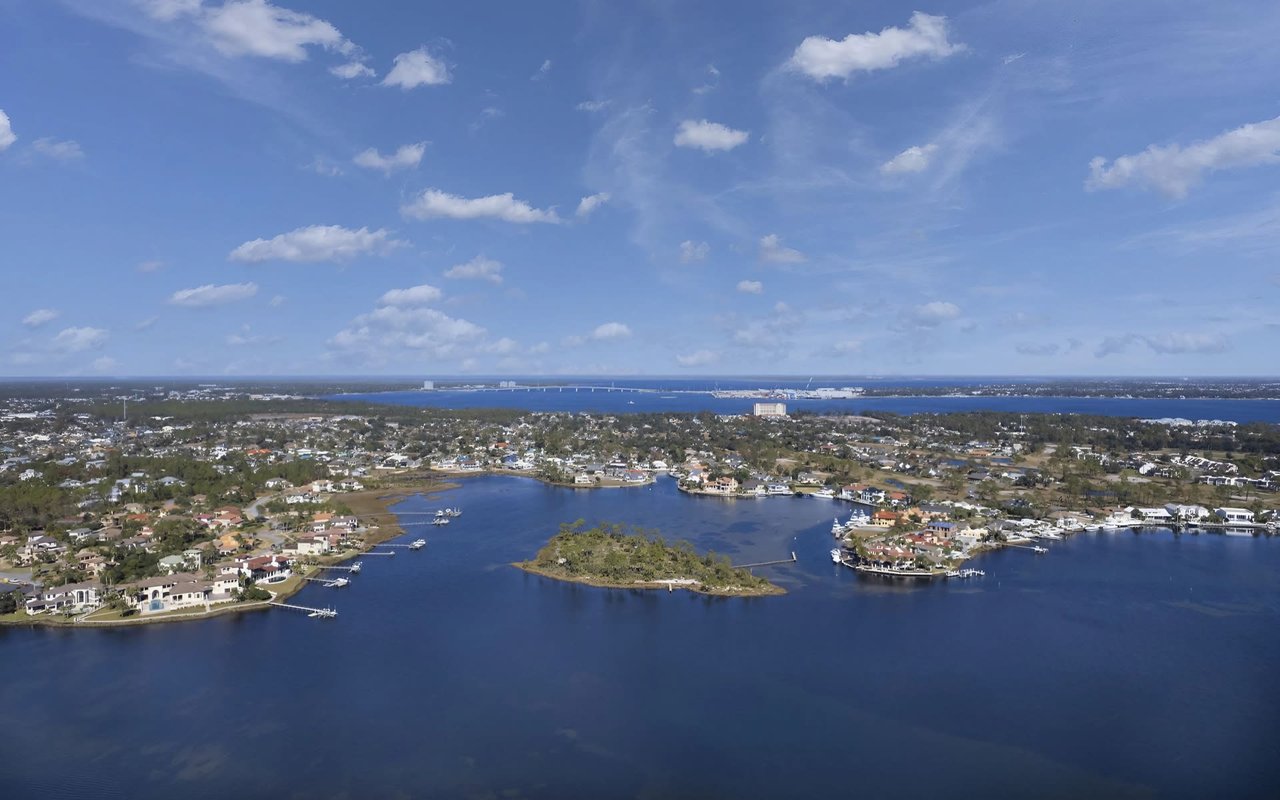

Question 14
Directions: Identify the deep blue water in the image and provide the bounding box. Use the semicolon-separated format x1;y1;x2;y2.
332;387;1280;423
3;476;1278;798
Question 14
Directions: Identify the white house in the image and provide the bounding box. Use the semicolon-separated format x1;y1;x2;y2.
1215;507;1255;524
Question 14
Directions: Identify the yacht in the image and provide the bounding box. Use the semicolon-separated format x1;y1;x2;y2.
812;488;836;499
409;538;426;550
830;548;843;564
831;518;846;535
431;517;450;526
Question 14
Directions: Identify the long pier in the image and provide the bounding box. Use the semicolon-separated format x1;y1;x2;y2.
269;601;337;618
456;384;660;394
1003;543;1049;553
733;552;797;569
362;551;397;556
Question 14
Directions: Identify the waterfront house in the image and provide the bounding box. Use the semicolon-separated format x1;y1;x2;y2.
871;510;898;527
1215;507;1255;524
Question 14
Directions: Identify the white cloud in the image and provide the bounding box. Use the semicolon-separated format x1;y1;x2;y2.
674;119;749;152
736;279;763;294
909;301;961;327
1087;115;1280;198
532;59;551;80
23;309;59;328
31;138;84;160
576;192;610;218
590;322;631;341
201;0;352;62
576;99;611;112
382;46;451;89
136;259;166;273
306;156;343;177
52;326;109;352
0;110;17;151
168;282;259;307
330;305;486;360
401;189;560;224
680;240;710;262
788;12;963;82
137;0;203;21
330;61;374;79
444;256;503;284
269;294;286;307
880;143;938;175
676;349;718;367
378;284;442;307
353;142;426;173
759;233;805;264
230;224;405;263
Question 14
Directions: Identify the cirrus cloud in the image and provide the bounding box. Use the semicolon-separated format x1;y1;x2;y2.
168;282;259;307
880;143;938;175
22;308;60;328
736;280;763;294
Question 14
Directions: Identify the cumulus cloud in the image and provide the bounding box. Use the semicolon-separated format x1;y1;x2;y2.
575;99;611;112
401;189;560;224
1095;332;1228;357
908;301;961;327
52;326;109;352
736;279;763;294
330;60;374;79
0;109;14;150
230;224;405;263
201;0;353;62
788;12;962;81
679;240;710;262
758;234;805;264
382;46;451;89
330;305;487;361
674;119;749;152
576;192;610;218
169;282;259;307
22;309;59;328
1087;115;1280;198
591;322;631;341
880;143;938;175
31;138;84;161
378;284;443;307
444;256;503;284
676;349;718;367
353;142;426;173
1016;342;1060;356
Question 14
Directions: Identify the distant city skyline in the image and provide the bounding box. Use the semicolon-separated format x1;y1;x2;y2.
2;1;1278;377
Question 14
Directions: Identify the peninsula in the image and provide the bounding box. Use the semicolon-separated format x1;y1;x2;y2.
515;521;785;596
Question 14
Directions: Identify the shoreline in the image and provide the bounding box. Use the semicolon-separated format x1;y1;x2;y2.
513;562;786;597
0;479;460;629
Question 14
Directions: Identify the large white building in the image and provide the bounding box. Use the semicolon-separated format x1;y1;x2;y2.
753;402;787;418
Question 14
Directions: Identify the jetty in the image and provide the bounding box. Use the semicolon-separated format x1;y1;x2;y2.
1003;543;1050;554
269;601;337;618
732;552;797;569
363;550;397;556
379;539;427;550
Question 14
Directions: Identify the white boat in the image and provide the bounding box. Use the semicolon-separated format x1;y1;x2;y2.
431;517;450;526
945;568;985;578
830;548;843;564
330;577;350;588
409;539;426;550
813;488;836;499
831;518;845;535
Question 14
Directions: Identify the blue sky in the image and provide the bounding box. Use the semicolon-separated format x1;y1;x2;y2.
1;0;1278;377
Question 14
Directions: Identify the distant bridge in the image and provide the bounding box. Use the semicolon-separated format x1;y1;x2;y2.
457;384;661;394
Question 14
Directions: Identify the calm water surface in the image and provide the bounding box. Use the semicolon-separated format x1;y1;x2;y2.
3;476;1278;798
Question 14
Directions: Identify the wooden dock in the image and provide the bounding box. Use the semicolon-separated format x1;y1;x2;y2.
269;601;337;618
732;552;797;569
316;561;362;573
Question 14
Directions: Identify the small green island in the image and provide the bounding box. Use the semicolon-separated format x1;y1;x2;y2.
515;520;785;597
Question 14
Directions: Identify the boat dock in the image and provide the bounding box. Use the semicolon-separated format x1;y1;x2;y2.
316;562;362;573
363;551;397;556
269;601;337;618
378;540;426;550
303;576;350;588
732;552;797;569
1003;543;1049;554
